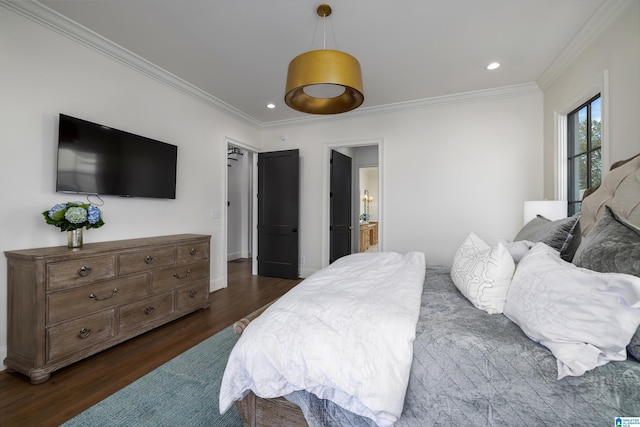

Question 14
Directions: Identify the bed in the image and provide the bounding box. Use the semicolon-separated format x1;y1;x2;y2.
219;153;640;426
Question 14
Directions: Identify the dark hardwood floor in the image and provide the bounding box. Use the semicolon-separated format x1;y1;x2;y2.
0;259;301;427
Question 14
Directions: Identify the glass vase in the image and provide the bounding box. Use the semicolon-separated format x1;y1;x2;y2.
67;228;83;249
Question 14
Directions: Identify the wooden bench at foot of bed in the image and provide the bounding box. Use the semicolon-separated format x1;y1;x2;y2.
236;391;308;427
233;310;309;427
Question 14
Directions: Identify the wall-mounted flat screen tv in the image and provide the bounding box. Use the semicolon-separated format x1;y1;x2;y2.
56;114;177;199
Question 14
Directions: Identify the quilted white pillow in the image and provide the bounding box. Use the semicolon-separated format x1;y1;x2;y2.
504;243;640;379
450;232;516;314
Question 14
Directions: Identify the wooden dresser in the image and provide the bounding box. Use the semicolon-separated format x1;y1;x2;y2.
4;234;211;384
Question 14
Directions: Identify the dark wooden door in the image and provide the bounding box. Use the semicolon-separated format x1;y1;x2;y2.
257;149;299;279
330;150;352;263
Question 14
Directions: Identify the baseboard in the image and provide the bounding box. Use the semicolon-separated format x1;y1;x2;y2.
298;267;317;279
227;252;242;262
210;277;225;292
0;345;7;371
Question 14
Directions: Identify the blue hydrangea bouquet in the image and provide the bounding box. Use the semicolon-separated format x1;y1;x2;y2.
43;201;105;231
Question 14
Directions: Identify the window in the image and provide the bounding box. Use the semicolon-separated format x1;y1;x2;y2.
567;94;601;215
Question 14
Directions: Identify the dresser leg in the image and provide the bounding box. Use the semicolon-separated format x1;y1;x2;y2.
29;369;51;385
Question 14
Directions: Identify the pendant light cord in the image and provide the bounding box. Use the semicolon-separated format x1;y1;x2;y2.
329;15;337;51
310;10;338;51
323;11;326;49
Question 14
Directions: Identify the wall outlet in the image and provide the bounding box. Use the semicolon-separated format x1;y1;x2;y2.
300;255;305;265
210;209;220;219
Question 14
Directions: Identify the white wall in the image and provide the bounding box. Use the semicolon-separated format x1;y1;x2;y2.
0;8;259;366
542;0;640;197
261;87;544;273
354;145;379;167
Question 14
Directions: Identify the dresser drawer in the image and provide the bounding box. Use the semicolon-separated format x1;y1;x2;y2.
176;241;209;264
176;280;209;313
118;246;175;275
118;292;174;335
47;256;116;290
47;309;116;362
47;273;149;325
151;260;209;293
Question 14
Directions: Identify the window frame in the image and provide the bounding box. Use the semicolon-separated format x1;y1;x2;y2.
566;94;602;215
554;71;609;215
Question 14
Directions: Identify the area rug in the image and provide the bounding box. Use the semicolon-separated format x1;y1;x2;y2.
62;325;242;427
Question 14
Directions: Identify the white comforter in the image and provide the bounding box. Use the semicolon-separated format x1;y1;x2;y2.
219;251;426;426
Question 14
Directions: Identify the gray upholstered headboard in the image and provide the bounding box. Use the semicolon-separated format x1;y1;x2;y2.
580;153;640;236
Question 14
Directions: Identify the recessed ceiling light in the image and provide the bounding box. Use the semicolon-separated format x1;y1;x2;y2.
486;62;500;70
266;103;276;109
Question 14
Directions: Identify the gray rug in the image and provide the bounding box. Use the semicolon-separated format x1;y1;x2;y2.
62;325;242;427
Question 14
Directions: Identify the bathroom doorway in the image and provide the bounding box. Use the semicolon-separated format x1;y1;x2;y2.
358;166;379;252
322;140;382;267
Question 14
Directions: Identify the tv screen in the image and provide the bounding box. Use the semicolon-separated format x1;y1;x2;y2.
56;114;177;199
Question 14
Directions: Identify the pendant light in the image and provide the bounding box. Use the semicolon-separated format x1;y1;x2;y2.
284;4;364;115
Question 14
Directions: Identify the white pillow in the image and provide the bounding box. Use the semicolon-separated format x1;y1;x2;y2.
504;243;640;379
450;232;516;314
501;240;535;263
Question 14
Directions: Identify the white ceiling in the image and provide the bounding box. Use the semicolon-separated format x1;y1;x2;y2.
33;0;614;125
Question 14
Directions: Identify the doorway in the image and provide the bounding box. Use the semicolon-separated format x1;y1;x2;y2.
227;145;252;263
225;139;260;285
358;166;379;253
323;139;382;267
226;140;301;282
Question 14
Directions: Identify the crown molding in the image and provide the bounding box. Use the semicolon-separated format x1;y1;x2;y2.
536;0;634;91
1;0;263;128
260;83;542;129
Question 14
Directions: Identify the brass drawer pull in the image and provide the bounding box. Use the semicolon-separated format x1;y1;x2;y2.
89;288;119;301
173;269;191;279
78;266;92;277
189;290;197;298
144;306;155;315
78;328;91;339
189;248;198;256
144;255;154;264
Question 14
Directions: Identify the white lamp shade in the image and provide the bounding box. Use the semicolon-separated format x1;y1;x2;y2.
523;201;567;225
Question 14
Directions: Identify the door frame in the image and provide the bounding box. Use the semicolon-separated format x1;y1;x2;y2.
321;138;384;268
223;137;261;287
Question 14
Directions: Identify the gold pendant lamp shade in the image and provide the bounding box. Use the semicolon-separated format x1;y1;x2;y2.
284;4;364;115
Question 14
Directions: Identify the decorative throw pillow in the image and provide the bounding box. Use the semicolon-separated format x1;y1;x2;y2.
573;206;640;362
572;205;640;277
504;243;640;378
450;232;515;314
563;219;581;261
513;213;581;261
